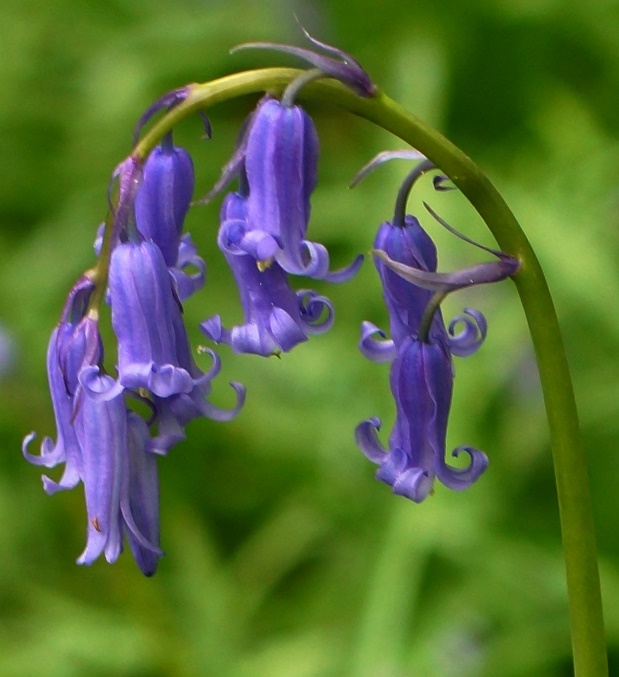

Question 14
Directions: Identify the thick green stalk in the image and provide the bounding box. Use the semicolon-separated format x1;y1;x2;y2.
133;69;607;675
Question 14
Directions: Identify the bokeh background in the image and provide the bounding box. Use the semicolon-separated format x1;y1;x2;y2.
1;0;618;675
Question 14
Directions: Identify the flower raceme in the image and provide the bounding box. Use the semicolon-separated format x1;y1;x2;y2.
23;134;243;573
23;34;519;573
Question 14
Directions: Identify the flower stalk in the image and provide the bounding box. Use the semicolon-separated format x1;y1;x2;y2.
97;67;608;673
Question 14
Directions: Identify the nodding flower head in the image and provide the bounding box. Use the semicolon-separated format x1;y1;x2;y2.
74;372;162;574
202;191;334;357
244;97;328;277
134;137;195;268
356;335;488;503
108;240;202;398
371;215;440;349
202;96;363;282
22;276;100;494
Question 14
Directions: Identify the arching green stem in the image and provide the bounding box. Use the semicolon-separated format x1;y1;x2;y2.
131;68;606;676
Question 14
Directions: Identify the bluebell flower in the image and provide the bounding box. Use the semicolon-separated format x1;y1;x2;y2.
74;369;161;573
243;97;363;281
94;227;206;304
204;97;363;282
108;239;200;397
22;277;100;494
201;192;334;357
360;216;439;363
356;335;489;502
244;97;321;274
134;137;195;267
354;156;519;502
360;216;489;363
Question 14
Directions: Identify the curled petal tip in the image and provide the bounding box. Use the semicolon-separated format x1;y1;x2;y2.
324;253;364;284
354;417;387;464
297;291;335;335
200;381;246;422
435;446;489;490
447;308;488;358
359;321;397;363
78;367;124;401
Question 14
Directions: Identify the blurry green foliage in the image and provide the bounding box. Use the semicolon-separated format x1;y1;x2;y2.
0;0;618;675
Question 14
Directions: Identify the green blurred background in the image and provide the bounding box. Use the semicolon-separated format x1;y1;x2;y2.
1;0;618;675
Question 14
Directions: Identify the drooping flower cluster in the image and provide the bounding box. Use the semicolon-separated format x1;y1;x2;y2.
23;135;244;575
23;34;374;575
23;32;519;575
355;157;519;502
23;276;163;573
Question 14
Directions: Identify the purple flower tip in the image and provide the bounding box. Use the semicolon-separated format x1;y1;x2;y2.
231;26;376;98
132;86;193;146
109;241;197;398
356;336;488;502
135;142;195;267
